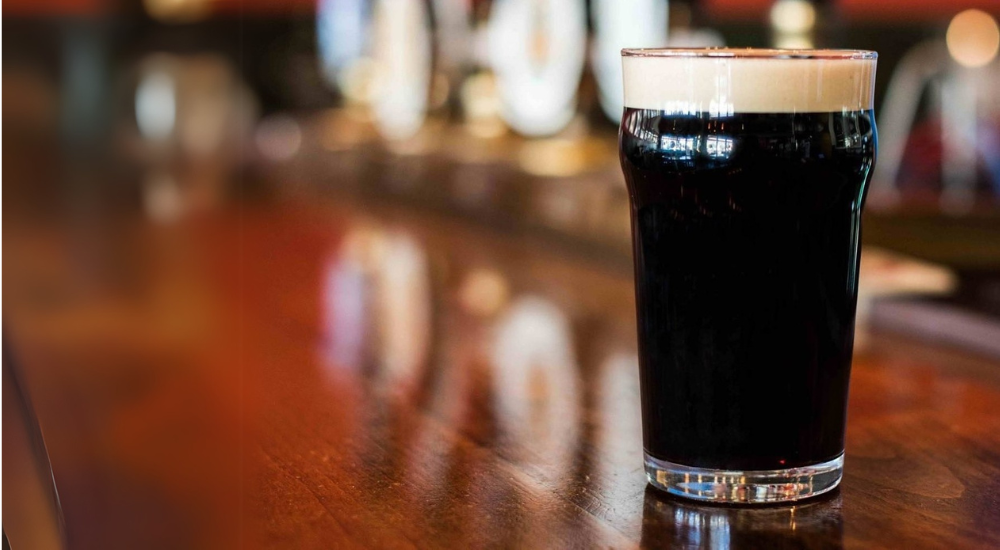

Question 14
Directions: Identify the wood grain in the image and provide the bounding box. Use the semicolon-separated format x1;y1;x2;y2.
5;193;1000;549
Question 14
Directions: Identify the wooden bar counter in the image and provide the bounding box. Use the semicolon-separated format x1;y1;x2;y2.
4;188;1000;549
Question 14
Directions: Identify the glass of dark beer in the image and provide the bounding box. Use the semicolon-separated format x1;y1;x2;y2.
619;49;877;503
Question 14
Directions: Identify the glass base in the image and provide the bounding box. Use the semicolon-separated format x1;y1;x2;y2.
645;452;844;504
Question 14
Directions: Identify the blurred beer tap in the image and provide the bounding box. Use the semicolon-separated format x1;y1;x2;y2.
872;9;1000;212
486;0;588;136
591;0;669;122
591;0;728;123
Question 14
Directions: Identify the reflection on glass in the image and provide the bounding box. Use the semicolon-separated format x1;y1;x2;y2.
641;487;844;549
491;296;581;479
622;109;737;173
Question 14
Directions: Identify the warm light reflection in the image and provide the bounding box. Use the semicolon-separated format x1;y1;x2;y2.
143;0;209;23
595;352;642;500
375;233;432;391
322;225;431;394
947;9;1000;68
320;108;380;153
654;133;735;161
461;72;506;139
518;139;589;177
774;36;815;50
323;227;377;372
491;296;580;478
459;269;510;317
461;73;500;120
340;59;377;105
770;0;816;34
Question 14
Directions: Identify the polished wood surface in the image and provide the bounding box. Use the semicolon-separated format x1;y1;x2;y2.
5;190;1000;549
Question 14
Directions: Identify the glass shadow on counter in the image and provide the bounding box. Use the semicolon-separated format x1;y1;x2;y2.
640;485;844;549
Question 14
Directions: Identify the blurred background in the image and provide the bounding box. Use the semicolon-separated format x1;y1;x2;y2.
4;0;1000;548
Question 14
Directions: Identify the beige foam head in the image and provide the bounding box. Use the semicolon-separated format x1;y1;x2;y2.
622;49;877;114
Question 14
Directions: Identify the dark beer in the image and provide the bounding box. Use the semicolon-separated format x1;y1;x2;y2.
620;108;876;470
619;49;878;502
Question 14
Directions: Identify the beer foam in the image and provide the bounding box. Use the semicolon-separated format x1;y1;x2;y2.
622;50;876;114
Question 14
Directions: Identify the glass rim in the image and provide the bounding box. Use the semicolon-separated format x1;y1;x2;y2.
621;48;877;60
